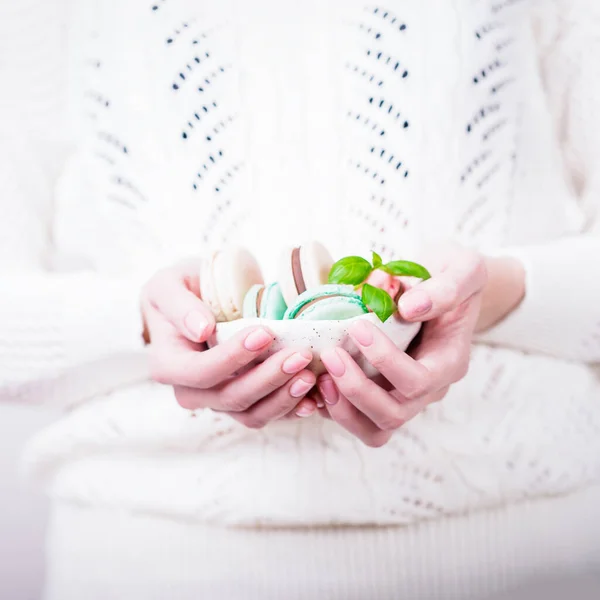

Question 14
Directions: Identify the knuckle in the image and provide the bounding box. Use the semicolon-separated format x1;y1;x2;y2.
453;358;470;382
220;392;249;413
368;352;389;371
449;348;471;383
265;373;285;395
332;411;354;428
149;354;172;385
404;376;430;401
378;413;406;432
237;412;267;430
363;432;391;449
430;386;450;404
340;382;362;400
227;347;254;372
174;388;197;410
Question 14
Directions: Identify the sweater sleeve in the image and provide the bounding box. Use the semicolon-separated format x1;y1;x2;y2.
475;0;600;364
0;138;148;410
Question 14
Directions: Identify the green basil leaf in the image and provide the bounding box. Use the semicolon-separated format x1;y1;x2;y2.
328;256;373;285
372;251;383;269
362;283;396;322
381;260;431;280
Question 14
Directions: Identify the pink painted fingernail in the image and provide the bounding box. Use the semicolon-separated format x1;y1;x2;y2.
184;311;209;340
320;348;346;377
319;376;339;406
282;352;312;375
399;290;432;319
350;320;374;347
295;404;316;418
244;329;273;352
290;378;314;398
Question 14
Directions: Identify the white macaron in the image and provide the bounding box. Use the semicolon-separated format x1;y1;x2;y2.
277;241;334;307
200;247;264;322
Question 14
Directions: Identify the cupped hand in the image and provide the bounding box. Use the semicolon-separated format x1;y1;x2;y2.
316;244;487;447
141;260;317;428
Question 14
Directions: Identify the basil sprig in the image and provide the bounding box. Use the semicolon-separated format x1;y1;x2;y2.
328;251;431;322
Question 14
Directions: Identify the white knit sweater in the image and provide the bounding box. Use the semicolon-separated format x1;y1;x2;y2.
1;0;600;527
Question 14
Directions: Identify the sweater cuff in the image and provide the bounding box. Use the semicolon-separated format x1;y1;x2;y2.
475;237;600;363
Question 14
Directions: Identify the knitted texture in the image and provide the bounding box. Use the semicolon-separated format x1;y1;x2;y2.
2;0;600;527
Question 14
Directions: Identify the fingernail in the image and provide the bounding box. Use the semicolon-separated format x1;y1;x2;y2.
282;352;312;375
295;404;315;418
399;290;432;319
290;378;314;398
244;329;273;352
350;320;374;347
319;376;339;406
315;395;325;409
184;310;209;340
320;348;345;377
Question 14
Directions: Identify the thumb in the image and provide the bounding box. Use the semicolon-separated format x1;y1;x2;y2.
398;252;487;321
144;267;216;343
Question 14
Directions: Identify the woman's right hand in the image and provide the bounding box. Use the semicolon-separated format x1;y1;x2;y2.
141;260;317;428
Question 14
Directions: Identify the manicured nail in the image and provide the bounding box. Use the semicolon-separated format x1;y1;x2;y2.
244;329;273;352
350;320;374;347
319;376;339;406
399;290;432;319
184;311;209;340
282;352;312;375
290;378;314;398
315;394;325;409
295;404;315;418
320;348;346;377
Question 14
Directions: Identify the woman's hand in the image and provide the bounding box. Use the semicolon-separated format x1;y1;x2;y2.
315;244;488;448
141;260;317;428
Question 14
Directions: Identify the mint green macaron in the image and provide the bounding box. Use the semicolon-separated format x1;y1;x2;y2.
283;284;369;321
243;283;288;320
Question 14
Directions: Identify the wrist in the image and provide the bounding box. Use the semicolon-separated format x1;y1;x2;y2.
475;256;526;333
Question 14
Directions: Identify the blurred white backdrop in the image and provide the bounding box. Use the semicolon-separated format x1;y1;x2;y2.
0;405;57;600
0;2;71;599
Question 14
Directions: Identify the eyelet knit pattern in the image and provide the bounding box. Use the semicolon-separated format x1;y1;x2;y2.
2;0;600;527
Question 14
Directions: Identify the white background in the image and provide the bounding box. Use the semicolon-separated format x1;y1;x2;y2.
0;405;57;600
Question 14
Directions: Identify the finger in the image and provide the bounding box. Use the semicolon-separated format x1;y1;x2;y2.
326;395;392;448
144;267;216;343
347;320;435;400
151;326;275;388
398;251;487;321
281;397;319;420
229;371;316;429
318;407;332;420
173;348;312;411
312;391;326;409
319;350;408;432
190;348;313;411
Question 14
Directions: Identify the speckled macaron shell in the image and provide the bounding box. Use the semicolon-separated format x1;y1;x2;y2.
200;247;264;322
243;283;288;320
278;241;334;307
210;313;421;376
284;284;368;320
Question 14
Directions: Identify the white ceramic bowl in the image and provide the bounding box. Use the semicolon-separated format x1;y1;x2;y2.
210;313;421;376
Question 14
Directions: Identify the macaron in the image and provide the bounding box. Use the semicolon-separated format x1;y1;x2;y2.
284;284;369;321
200;247;264;322
243;282;288;320
278;241;334;307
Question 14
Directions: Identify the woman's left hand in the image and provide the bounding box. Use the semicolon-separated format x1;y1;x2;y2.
316;244;488;448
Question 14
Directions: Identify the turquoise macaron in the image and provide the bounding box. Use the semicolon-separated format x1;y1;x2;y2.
243;283;288;320
283;284;369;321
